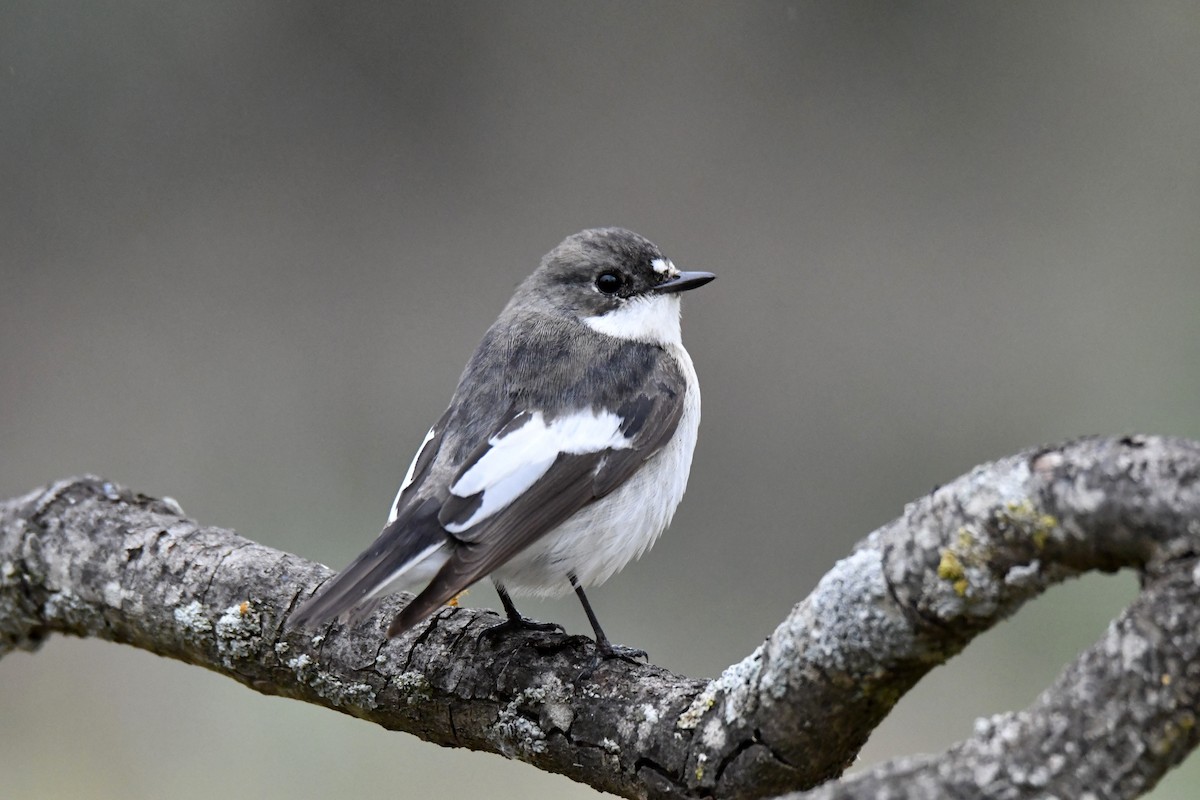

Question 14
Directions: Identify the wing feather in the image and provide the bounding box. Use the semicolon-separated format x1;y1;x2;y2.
386;354;688;638
298;330;692;639
290;409;451;629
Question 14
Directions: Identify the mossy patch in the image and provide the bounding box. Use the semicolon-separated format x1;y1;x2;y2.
937;550;969;596
1000;499;1059;549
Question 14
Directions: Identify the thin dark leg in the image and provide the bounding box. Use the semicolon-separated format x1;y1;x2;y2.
571;574;647;662
495;583;525;621
480;580;563;640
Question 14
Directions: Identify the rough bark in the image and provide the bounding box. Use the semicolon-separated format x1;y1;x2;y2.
2;435;1198;799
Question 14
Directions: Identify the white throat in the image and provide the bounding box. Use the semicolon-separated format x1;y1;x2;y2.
582;294;682;345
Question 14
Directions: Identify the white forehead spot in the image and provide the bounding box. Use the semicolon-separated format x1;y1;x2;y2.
651;258;678;277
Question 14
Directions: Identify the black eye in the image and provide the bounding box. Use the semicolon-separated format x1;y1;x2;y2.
595;271;623;294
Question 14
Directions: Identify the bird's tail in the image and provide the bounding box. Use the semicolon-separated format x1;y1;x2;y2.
289;499;448;631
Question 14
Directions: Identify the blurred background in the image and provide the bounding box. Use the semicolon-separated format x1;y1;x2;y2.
2;2;1198;798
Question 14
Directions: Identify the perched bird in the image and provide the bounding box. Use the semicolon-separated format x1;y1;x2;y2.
290;227;713;658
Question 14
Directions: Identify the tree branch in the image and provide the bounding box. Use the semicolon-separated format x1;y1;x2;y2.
2;435;1198;799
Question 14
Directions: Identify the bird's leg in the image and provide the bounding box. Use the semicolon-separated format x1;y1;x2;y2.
571;574;647;662
480;581;564;640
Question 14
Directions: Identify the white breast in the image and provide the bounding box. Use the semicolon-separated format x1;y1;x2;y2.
492;343;701;596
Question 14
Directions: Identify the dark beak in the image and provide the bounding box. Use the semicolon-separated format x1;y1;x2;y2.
653;270;716;294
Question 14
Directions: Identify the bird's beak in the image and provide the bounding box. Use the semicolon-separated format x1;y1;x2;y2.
653;271;716;294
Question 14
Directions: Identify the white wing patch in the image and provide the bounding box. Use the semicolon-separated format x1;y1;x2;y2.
388;424;439;524
444;409;633;533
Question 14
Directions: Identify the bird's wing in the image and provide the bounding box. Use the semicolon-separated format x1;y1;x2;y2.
387;407;453;523
385;356;686;637
289;410;452;630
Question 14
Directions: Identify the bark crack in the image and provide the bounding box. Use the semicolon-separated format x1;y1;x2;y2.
4;437;1200;800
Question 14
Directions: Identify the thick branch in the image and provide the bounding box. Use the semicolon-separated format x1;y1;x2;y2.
2;435;1199;799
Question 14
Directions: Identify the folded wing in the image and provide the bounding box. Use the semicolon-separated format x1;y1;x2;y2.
386;365;685;637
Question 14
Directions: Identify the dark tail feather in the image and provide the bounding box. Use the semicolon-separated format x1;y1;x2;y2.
384;543;498;638
290;500;445;630
385;564;469;638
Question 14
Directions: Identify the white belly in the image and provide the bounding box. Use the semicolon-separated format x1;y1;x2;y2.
492;344;701;596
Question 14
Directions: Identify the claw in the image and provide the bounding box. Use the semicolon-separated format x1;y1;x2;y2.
479;614;564;642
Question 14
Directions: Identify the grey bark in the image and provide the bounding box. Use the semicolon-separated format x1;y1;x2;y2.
2;435;1198;799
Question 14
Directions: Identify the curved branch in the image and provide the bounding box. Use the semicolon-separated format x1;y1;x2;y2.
784;556;1200;799
2;435;1198;799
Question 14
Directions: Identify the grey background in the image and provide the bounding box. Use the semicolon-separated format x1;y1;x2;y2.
2;2;1198;798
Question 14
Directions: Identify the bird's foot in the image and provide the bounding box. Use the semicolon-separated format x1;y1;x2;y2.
577;637;648;679
595;638;648;663
479;614;564;643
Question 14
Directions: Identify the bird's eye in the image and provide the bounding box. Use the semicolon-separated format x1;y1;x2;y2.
595;271;623;294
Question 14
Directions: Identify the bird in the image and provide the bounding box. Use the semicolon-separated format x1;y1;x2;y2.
289;227;714;659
